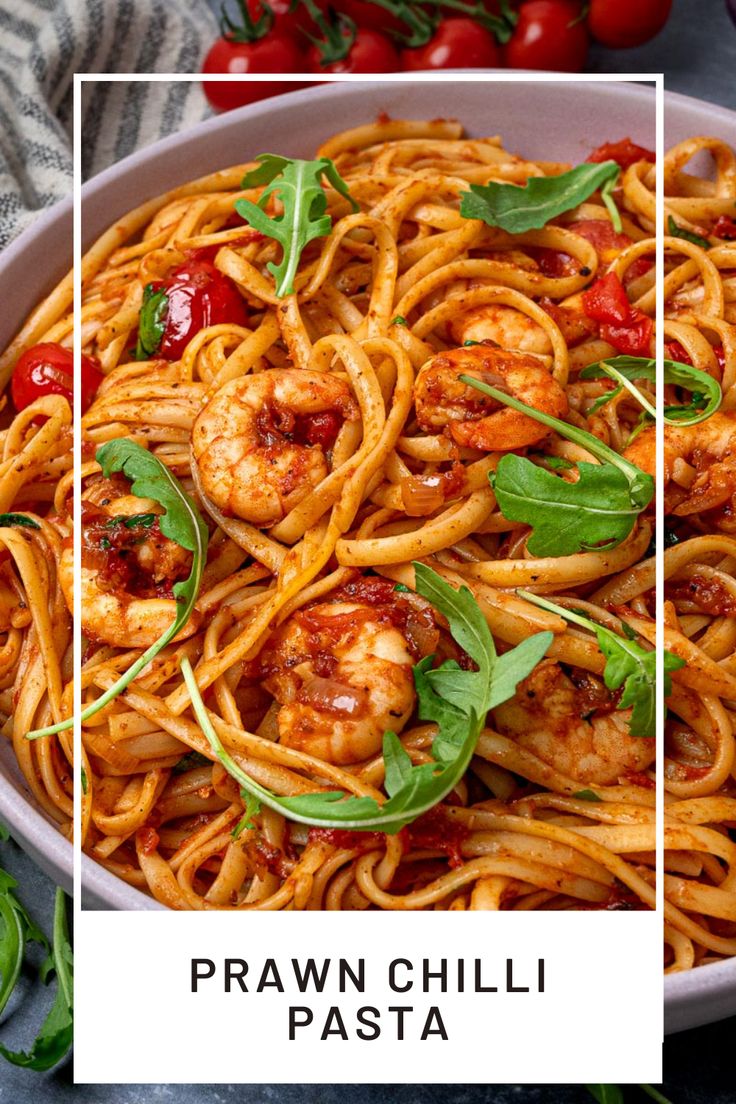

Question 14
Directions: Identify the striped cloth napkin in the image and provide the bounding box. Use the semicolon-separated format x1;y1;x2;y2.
0;0;221;250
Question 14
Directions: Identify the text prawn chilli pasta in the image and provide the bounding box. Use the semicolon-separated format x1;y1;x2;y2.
656;135;736;974
7;117;674;918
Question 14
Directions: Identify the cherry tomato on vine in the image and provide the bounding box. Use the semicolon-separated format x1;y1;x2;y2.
202;34;308;113
333;0;409;35
307;27;399;73
587;0;672;49
11;343;102;413
504;1;589;72
246;0;326;36
401;18;501;70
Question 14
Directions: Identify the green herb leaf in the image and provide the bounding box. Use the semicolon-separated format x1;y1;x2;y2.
587;1087;625;1104
135;283;169;360
490;454;642;557
80;768;88;795
581;354;721;426
518;592;685;737
0;514;40;530
236;155;358;297
0;889;73;1070
668;215;711;250
27;440;209;740
232;789;262;838
172;750;211;774
600;174;623;233
106;512;157;530
183;565;552;833
460;161;620;233
391;315;408;327
574;789;602;802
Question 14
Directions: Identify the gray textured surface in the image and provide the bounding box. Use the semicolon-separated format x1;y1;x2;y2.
2;0;736;1097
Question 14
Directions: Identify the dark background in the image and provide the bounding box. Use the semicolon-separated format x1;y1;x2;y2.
2;0;736;1098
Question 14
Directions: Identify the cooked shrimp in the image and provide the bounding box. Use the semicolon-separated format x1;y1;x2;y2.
191;369;358;527
414;344;568;451
493;660;654;786
449;304;552;355
258;579;420;765
624;413;736;516
66;494;201;648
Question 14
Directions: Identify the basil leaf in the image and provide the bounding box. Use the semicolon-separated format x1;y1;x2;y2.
668;215;710;250
184;564;552;834
0;514;40;530
27;440;209;739
135;283;168;360
581;354;722;426
0;889;73;1070
236;155;358;297
491;455;641;557
460;161;620;233
518;592;685;738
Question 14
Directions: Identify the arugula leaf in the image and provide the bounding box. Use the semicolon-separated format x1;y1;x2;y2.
0;889;73;1071
0;514;40;530
231;790;262;838
587;1088;625;1104
581;354;722;426
235;155;358;297
172;749;211;774
574;789;602;802
518;591;685;737
460;161;620;233
27;440;209;739
668;215;711;250
490;454;642;557
460;375;654;556
80;767;88;795
183;564;552;833
135;283;169;360
600;174;623;233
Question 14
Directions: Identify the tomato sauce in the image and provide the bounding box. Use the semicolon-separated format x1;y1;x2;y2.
406;806;469;869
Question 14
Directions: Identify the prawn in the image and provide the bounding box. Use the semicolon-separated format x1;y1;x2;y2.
624;412;736;516
493;660;654;786
64;492;201;649
191;369;358;527
448;302;597;355
413;344;568;451
257;577;426;765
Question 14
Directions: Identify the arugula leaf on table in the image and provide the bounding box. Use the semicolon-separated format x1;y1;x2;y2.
459;161;620;233
27;439;209;739
518;591;685;737
183;564;552;833
135;283;169;360
235;155;358;297
668;215;711;250
459;374;654;557
0;514;40;530
581;354;722;426
0;888;73;1071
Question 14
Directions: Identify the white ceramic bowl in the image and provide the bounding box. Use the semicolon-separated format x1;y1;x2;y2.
2;77;734;1031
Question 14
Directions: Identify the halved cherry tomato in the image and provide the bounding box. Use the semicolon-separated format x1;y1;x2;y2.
155;259;249;361
401;17;501;70
202;33;308;113
587;138;656;170
582;272;632;325
11;343;102;413
602;313;653;357
307;26;399;72
587;0;672;49
713;215;736;240
504;1;589;72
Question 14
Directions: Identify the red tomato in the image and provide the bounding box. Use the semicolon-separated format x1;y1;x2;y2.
401;18;501;70
156;260;249;360
587;0;672;49
504;1;589;72
624;255;654;287
713;215;736;240
664;340;692;365
247;0;326;36
582;272;631;325
307;27;399;73
202;34;307;113
569;219;633;264
601;314;653;357
587;138;656;170
333;0;408;35
11;343;102;413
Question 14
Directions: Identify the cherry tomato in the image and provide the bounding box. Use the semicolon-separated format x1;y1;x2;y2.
156;260;249;360
202;34;307;113
307;27;399;73
247;0;326;36
713;215;736;240
664;341;692;365
568;219;633;264
582;272;631;324
504;1;589;72
587;0;672;49
11;343;102;413
587;138;656;170
602;313;653;357
401;18;501;70
333;0;408;35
